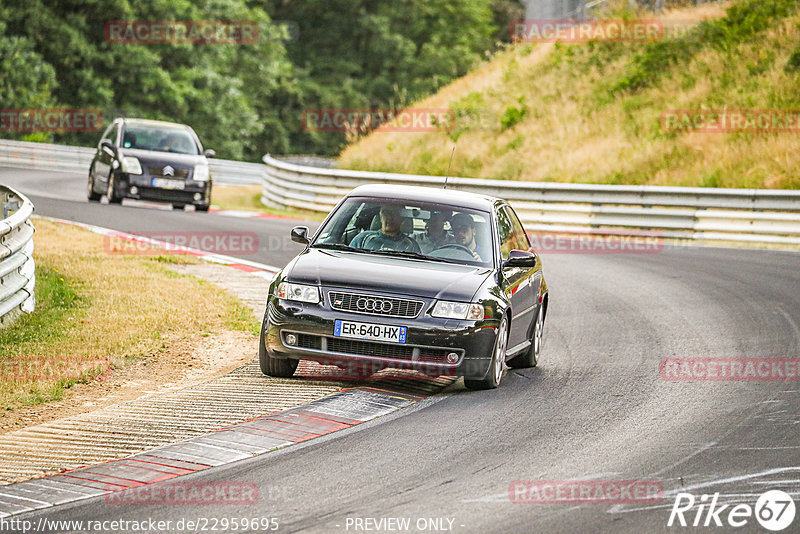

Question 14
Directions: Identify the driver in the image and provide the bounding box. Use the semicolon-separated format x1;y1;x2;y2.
416;210;453;254
349;204;421;253
451;212;489;262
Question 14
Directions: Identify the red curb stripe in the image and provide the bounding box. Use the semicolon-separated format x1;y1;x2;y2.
60;474;133;489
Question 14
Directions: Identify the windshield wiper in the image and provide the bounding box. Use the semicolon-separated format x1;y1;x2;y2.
366;249;453;263
310;243;364;253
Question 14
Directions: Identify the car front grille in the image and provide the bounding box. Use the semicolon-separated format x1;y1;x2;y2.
285;332;460;364
328;291;424;318
328;337;415;359
147;165;190;179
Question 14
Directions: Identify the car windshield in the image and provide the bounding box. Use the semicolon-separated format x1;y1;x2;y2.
312;197;494;267
120;125;200;155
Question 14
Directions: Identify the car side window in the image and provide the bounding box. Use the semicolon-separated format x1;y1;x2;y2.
496;207;520;261
505;206;531;251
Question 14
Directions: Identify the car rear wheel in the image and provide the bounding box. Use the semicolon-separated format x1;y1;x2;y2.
508;306;543;369
172;204;185;210
87;172;100;202
464;315;507;390
258;319;299;378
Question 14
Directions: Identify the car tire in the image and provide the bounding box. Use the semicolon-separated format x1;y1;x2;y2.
258;319;299;378
508;306;544;369
107;174;122;204
172;204;185;210
195;204;210;212
464;315;507;390
87;172;101;202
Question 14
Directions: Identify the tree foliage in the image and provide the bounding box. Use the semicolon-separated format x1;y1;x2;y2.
0;0;520;158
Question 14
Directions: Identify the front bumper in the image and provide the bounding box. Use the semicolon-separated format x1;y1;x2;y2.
117;173;211;205
263;292;500;379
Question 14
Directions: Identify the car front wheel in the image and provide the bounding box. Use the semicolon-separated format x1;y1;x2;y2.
464;315;507;390
258;319;298;378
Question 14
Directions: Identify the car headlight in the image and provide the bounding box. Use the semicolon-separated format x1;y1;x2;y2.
120;156;142;175
431;300;483;320
275;282;320;304
193;164;209;182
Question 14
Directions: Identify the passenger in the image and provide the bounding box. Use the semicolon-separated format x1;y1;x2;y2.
451;212;489;262
416;210;453;254
349;205;421;253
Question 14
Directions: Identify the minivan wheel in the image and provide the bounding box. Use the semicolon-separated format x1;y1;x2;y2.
87;172;100;201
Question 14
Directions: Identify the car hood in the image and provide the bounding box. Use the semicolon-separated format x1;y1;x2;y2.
286;248;493;301
119;148;206;167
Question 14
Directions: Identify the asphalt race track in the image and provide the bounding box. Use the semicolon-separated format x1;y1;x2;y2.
2;166;799;533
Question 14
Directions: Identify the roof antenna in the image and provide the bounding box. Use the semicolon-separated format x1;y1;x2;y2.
443;145;456;189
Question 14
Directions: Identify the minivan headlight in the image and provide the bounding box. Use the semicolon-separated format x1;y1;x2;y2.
193;164;209;182
121;156;142;175
431;300;483;320
275;282;320;304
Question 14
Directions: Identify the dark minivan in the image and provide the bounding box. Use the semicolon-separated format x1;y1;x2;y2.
88;118;214;211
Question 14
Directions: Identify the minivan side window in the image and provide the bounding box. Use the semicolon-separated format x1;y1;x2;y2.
99;123;115;145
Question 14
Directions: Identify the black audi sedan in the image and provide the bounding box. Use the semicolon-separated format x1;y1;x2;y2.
260;185;548;389
87;118;214;211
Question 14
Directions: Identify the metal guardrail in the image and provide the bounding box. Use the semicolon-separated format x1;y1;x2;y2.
0;139;263;185
0;185;35;328
262;155;800;246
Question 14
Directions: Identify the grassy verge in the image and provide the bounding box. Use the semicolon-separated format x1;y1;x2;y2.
211;184;327;221
339;0;800;189
0;219;258;411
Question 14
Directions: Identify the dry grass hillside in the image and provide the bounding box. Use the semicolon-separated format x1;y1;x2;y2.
339;0;800;189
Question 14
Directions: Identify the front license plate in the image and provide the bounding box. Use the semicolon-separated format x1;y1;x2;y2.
151;178;185;190
334;320;407;343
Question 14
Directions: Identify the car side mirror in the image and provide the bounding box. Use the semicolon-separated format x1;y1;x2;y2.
100;139;116;156
503;249;537;268
204;149;216;158
290;226;309;245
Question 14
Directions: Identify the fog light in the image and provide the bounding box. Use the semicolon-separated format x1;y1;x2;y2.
193;193;202;201
129;186;138;195
285;333;297;346
446;352;459;363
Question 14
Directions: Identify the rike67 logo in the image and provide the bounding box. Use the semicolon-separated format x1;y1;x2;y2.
668;490;796;531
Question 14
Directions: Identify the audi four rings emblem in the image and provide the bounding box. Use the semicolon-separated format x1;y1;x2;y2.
356;297;393;313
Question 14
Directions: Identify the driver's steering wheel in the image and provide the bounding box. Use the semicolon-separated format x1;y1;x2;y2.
433;243;474;255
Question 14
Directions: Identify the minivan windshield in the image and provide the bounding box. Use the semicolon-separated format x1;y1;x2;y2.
312;197;494;267
120;125;200;155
